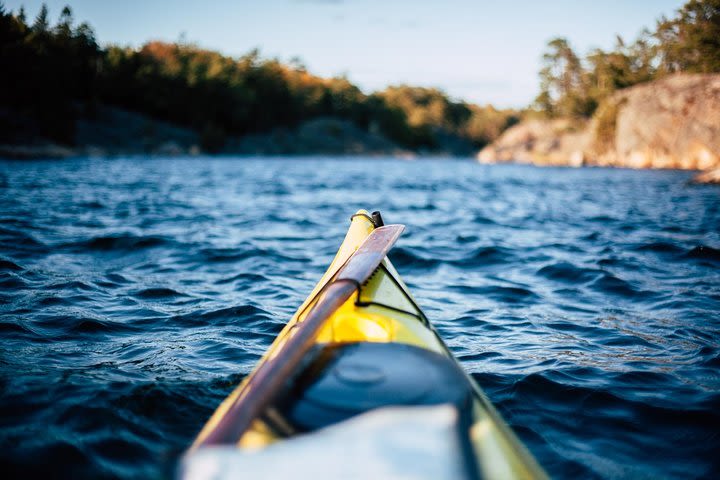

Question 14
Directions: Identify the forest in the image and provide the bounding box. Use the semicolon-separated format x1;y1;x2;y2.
1;1;718;154
534;0;720;119
0;3;516;153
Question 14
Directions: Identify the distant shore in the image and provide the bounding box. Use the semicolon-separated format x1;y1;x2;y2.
477;73;720;184
2;104;488;160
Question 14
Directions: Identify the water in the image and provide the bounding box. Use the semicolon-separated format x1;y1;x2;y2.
0;157;718;479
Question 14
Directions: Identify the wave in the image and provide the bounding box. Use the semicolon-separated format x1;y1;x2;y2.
390;245;517;271
630;241;720;264
685;245;720;263
0;320;36;336
469;284;540;303
0;226;47;253
198;246;297;264
0;272;27;289
214;272;268;285
1;158;718;479
0;258;23;271
27;314;139;336
590;273;653;298
454;245;516;267
536;261;601;283
133;287;188;299
171;304;274;327
631;241;686;254
387;246;440;269
471;370;720;478
48;280;96;292
69;234;171;251
71;318;139;335
77;200;106;210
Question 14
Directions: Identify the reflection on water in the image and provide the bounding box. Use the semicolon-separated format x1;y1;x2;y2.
0;157;718;479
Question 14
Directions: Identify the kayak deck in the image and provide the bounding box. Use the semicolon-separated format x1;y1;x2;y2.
188;210;547;479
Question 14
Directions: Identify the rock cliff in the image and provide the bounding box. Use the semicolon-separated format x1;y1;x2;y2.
478;74;720;174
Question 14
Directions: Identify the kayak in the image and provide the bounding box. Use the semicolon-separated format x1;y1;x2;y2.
182;210;547;479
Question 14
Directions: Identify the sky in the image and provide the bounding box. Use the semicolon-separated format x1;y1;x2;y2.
6;0;687;108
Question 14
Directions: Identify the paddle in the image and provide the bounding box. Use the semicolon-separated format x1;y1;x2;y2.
195;223;405;447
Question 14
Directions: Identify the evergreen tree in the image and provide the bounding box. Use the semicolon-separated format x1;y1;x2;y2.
32;3;49;33
536;37;593;117
56;5;73;36
533;0;718;119
656;0;720;73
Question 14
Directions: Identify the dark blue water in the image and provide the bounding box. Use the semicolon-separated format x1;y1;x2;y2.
0;157;719;479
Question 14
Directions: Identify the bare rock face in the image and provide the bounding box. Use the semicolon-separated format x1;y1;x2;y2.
605;74;720;170
478;73;720;172
691;167;720;184
477;119;589;167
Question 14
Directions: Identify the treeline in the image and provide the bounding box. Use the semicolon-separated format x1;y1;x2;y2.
534;0;720;118
0;5;100;144
0;3;516;153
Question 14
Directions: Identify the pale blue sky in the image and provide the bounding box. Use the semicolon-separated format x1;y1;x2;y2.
7;0;686;107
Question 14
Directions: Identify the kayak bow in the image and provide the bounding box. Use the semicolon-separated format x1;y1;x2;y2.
186;210;547;479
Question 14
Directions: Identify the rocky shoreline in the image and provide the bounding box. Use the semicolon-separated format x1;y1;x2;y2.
0;107;418;160
478;73;720;183
691;168;720;184
4;74;719;186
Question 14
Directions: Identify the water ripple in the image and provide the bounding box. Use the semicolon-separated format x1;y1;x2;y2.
0;157;718;479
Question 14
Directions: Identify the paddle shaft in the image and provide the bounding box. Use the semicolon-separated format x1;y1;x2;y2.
196;224;404;446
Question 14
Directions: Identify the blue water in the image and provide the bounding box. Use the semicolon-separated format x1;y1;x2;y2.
0;157;719;479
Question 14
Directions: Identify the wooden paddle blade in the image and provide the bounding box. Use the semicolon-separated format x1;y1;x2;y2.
337;224;405;283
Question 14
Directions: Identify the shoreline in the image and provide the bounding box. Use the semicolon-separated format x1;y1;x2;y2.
1;148;716;178
477;74;720;184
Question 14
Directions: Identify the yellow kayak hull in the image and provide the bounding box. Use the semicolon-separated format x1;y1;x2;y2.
191;210;547;479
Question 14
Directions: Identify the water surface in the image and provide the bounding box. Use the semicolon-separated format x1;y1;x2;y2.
0;157;718;479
